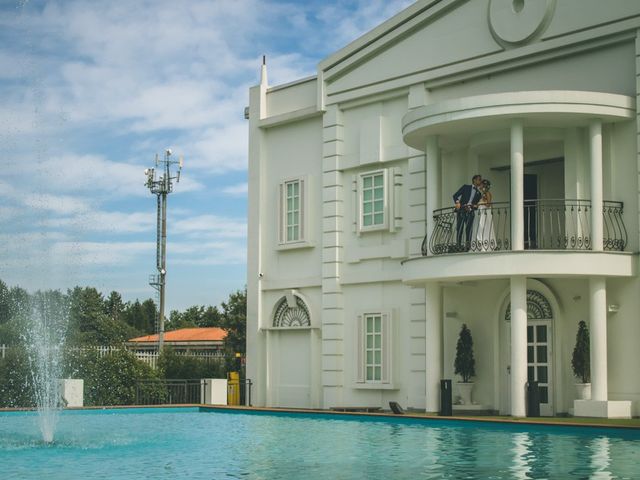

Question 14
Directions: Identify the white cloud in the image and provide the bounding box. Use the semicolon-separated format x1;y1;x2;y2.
0;180;91;215
37;210;156;234
0;236;153;269
172;214;247;239
0;0;415;309
221;182;248;196
169;240;246;266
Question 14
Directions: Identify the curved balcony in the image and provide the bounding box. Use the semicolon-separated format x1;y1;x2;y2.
422;199;627;256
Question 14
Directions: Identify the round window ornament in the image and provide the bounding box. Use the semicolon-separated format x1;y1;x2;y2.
488;0;556;46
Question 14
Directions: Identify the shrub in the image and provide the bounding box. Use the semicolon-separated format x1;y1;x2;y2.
571;320;590;384
73;349;161;406
454;324;476;383
0;347;35;408
158;348;225;380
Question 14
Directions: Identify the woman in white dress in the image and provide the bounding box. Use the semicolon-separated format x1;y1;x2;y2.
475;179;496;251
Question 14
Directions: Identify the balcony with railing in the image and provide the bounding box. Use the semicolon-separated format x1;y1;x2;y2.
422;199;627;256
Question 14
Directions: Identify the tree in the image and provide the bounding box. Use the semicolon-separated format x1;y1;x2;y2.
0;282;30;345
140;299;157;334
123;300;145;332
571;320;590;383
104;291;125;323
68;287;136;345
67;287;105;341
0;279;10;325
201;306;221;327
454;324;476;383
221;288;246;369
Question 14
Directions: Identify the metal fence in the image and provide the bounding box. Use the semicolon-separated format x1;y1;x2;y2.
136;379;205;405
135;378;253;406
424;199;627;255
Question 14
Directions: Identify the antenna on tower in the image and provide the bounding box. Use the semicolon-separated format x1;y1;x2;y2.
144;148;184;352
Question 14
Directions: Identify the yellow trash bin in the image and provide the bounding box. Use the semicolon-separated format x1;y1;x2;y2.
227;371;240;406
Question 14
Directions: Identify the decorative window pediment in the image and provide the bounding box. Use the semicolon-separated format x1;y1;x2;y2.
273;293;311;327
505;290;553;321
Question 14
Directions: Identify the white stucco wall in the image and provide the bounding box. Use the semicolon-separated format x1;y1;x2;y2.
247;0;640;415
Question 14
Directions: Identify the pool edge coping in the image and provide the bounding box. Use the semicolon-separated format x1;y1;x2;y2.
200;405;640;430
2;404;638;430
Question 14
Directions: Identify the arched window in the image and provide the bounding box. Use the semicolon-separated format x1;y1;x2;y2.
505;290;553;321
273;293;311;327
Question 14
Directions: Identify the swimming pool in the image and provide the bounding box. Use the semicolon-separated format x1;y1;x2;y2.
1;407;639;479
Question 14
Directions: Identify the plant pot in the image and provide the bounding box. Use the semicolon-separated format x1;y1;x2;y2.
457;382;474;405
575;383;591;400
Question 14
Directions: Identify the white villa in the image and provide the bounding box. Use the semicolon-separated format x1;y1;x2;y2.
246;0;640;418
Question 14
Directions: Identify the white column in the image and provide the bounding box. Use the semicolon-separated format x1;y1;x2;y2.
589;277;607;401
265;329;272;406
425;282;442;412
510;121;524;251
590;120;604;251
426;136;440;257
510;276;527;417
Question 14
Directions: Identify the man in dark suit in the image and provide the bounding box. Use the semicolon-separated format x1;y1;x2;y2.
453;175;483;251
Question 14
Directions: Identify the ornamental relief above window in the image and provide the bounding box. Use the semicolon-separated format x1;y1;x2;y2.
505;290;553;321
273;293;311;328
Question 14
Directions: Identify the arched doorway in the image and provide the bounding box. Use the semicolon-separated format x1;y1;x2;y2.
268;292;313;408
501;289;555;416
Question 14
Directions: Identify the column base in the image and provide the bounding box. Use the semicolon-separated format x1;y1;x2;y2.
574;400;632;419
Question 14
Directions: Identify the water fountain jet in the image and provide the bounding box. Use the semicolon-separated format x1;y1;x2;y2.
21;290;69;443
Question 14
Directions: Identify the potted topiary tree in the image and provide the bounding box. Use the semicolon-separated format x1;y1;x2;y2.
571;320;591;400
454;323;476;405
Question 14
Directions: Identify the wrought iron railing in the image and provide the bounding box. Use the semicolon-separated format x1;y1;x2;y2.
603;201;627;251
424;202;511;254
423;199;626;255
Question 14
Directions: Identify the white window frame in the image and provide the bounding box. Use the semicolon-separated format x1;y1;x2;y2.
355;310;393;388
358;170;388;232
277;176;312;249
352;168;403;235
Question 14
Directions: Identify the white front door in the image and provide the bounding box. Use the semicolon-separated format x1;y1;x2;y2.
527;320;553;416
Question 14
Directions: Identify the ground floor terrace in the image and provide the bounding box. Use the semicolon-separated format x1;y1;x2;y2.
256;270;639;419
400;273;639;419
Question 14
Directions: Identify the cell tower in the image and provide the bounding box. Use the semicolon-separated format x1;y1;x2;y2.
144;149;183;351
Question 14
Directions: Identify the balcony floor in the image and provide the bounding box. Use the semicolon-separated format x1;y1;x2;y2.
401;250;637;285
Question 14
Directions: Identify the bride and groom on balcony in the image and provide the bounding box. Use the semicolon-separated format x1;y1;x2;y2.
453;175;495;252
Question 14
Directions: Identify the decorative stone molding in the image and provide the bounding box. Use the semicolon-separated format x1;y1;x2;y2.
505;289;553;320
273;292;311;327
488;0;556;47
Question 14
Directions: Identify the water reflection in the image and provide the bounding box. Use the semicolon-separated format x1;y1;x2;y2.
589;436;613;480
510;432;532;479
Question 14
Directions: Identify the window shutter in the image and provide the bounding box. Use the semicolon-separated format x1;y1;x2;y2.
356;314;365;383
392;167;403;232
381;313;391;384
278;182;284;244
352;175;359;235
299;178;305;241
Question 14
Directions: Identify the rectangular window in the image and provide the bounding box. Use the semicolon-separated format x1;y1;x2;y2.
278;177;306;246
285;180;300;242
365;314;382;382
356;311;391;386
352;168;403;235
361;172;385;229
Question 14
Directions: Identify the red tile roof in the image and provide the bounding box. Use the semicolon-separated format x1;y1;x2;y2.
128;327;227;343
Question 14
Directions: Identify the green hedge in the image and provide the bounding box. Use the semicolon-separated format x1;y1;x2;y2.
0;347;225;407
158;348;225;380
0;347;34;408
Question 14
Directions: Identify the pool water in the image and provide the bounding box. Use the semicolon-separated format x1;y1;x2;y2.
1;408;639;479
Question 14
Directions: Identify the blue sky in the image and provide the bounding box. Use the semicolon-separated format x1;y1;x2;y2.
0;0;413;311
